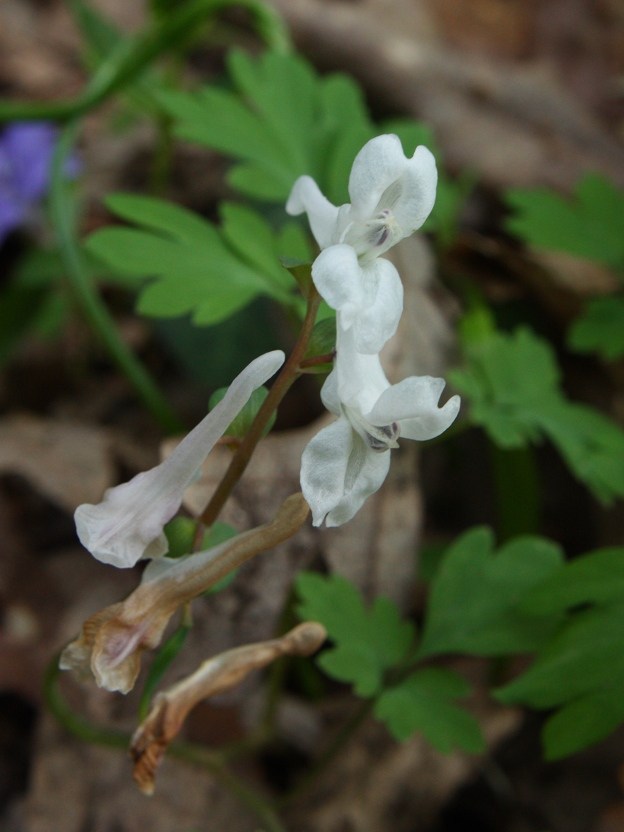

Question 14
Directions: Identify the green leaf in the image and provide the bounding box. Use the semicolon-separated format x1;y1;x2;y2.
419;527;564;658
295;573;415;697
568;295;624;361
451;327;624;504
521;546;624;614
220;202;298;293
227;49;318;174
538;400;624;504
374;667;485;752
160;48;441;211
105;193;214;244
302;316;336;373
450;327;560;448
541;689;624;760
208;385;275;439
85;194;296;326
505;173;624;271
495;603;624;758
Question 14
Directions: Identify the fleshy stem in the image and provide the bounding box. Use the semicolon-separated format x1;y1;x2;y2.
195;286;322;537
0;0;291;123
50;120;184;434
45;655;287;832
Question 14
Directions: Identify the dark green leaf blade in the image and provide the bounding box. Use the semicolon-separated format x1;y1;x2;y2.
374;667;485;752
295;573;416;697
505;174;624;271
419;527;564;658
567;295;624;361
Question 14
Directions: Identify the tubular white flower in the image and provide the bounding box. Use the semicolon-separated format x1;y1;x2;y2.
286;134;437;354
301;329;460;527
74;350;285;568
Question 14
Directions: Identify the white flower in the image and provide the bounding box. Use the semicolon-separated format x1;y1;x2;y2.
74;350;285;568
286;134;437;354
300;328;460;527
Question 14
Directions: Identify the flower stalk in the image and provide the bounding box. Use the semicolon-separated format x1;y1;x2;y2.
196;285;322;535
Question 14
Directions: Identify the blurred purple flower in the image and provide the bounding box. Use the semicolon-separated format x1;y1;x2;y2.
0;121;78;245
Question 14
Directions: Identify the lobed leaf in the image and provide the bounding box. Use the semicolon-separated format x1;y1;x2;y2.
295;573;415;697
521;546;624;614
419;527;564;658
496;603;624;758
451;327;624;504
85;194;301;326
567;295;624;361
374;667;485;752
505;173;624;271
159;48;447;216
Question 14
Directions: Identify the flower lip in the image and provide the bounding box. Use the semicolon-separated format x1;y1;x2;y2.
344;405;400;452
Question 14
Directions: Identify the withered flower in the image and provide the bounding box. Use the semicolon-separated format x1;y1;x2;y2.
60;493;310;694
131;621;327;795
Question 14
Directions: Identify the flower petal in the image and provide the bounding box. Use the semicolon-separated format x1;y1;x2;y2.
325;434;391;527
365;376;461;440
320;369;341;416
2;122;58;201
352;258;403;354
390;146;438;233
348;135;407;221
335;325;389;414
311;244;363;325
400;394;461;440
300;416;354;526
286;175;339;250
74;350;285;568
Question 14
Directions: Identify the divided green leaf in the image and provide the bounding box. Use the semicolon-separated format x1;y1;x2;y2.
419;527;564;658
295;573;415;697
567;295;624;361
521;546;624;614
496;545;624;758
158;49;458;237
374;667;485;752
505;174;624;272
451;327;624;504
496;602;624;759
85;194;310;326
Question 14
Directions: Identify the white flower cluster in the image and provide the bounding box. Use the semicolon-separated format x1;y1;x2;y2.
288;134;460;527
73;134;459;570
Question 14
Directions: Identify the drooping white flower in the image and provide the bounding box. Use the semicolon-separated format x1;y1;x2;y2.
300;328;460;527
286;134;437;354
74;350;285;569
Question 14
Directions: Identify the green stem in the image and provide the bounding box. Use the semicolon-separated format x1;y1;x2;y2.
47;656;287;832
0;0;291;123
44;656;129;749
50;120;184;433
197;288;322;532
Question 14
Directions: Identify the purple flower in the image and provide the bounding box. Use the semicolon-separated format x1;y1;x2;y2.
0;122;76;245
